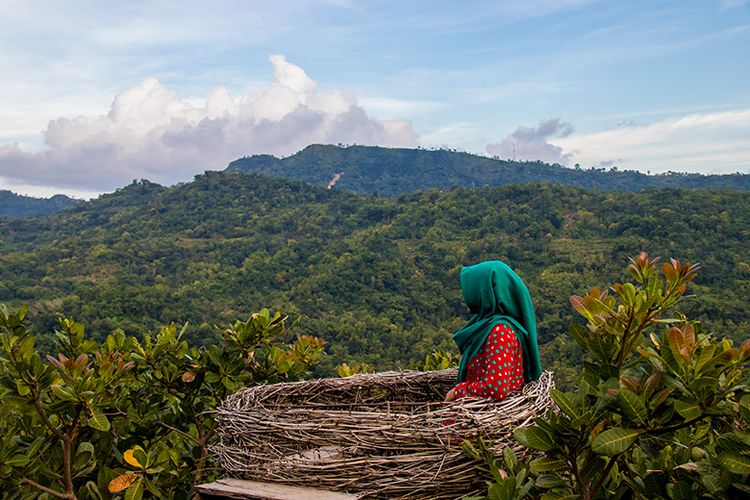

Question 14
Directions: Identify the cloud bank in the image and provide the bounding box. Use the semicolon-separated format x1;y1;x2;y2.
486;118;573;164
0;55;416;191
552;108;750;174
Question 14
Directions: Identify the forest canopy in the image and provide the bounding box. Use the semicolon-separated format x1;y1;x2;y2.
1;172;749;374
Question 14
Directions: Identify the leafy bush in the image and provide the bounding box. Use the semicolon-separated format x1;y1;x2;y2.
475;254;750;499
0;306;324;499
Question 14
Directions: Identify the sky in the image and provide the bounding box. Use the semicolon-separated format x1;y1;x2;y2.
0;0;748;198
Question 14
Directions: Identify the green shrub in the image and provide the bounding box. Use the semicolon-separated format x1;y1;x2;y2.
474;254;749;499
0;306;323;499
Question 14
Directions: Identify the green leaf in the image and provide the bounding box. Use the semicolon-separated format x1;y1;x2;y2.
551;390;580;421
666;481;693;500
51;384;77;401
15;379;30;396
535;474;567;489
591;427;640;456
617;389;647;425
5;454;30;467
530;457;565;474
641;372;662;400
649;387;674;410
87;406;110;432
739;395;750;421
502;447;517;471
718;452;750;474
673;400;701;421
488;477;515;500
514;426;554;452
124;477;144;500
695;344;716;373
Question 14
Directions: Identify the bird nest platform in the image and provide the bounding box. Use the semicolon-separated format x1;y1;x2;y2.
211;369;554;499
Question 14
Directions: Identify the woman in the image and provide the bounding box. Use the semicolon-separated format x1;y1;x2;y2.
445;260;542;401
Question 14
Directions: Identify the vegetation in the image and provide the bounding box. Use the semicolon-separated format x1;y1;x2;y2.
470;254;750;499
227;144;750;196
0;305;323;498
1;173;749;377
0;190;81;218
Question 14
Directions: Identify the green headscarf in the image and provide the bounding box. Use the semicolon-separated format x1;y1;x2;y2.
453;260;542;384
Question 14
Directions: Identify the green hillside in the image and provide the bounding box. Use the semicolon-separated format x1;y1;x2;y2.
0;190;81;217
1;172;748;374
226;144;750;195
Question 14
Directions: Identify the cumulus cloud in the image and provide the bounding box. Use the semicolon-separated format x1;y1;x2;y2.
486;118;573;164
552;108;750;174
0;55;417;191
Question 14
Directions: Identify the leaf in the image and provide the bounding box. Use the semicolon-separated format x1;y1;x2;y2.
666;481;693;500
530;457;565;474
108;473;137;493
591;427;640;456
181;370;196;383
649;387;674;410
718;452;750;474
667;327;688;361
514;426;554;452
535;474;567;489
87;406;110;432
550;390;580;420
673;400;701;421
502;447;517;471
5;454;30;467
77;441;95;459
695;345;717;372
15;379;30;396
617;389;647;425
124;477;144;500
641;372;662;400
124;448;144;468
569;295;586;314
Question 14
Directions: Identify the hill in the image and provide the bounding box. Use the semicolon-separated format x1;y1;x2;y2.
226;144;750;195
0;190;81;217
1;173;749;375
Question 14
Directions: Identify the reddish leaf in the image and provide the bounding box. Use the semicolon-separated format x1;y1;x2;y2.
108;473;137;493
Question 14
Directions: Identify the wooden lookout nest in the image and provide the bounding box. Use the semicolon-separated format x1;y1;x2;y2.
211;369;554;499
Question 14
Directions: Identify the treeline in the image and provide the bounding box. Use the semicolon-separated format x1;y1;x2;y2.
1;173;749;374
226;144;750;195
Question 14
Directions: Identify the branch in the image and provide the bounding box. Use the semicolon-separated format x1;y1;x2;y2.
32;395;67;442
157;421;199;444
20;477;72;499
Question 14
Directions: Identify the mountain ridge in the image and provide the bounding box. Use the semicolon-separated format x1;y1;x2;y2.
226;144;750;195
0;190;82;218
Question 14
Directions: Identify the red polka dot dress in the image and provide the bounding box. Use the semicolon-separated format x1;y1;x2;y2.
453;323;524;400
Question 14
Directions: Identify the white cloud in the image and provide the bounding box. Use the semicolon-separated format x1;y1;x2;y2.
552;108;750;174
486;119;573;164
0;55;417;191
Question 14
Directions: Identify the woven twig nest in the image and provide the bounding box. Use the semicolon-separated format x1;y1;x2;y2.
212;369;554;499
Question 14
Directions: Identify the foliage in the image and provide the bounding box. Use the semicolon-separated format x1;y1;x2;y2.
478;254;750;499
0;305;323;499
464;439;535;500
335;361;374;377
411;350;460;371
227;144;750;196
1;173;749;376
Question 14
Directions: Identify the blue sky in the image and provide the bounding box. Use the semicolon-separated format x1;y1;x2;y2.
0;0;748;197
